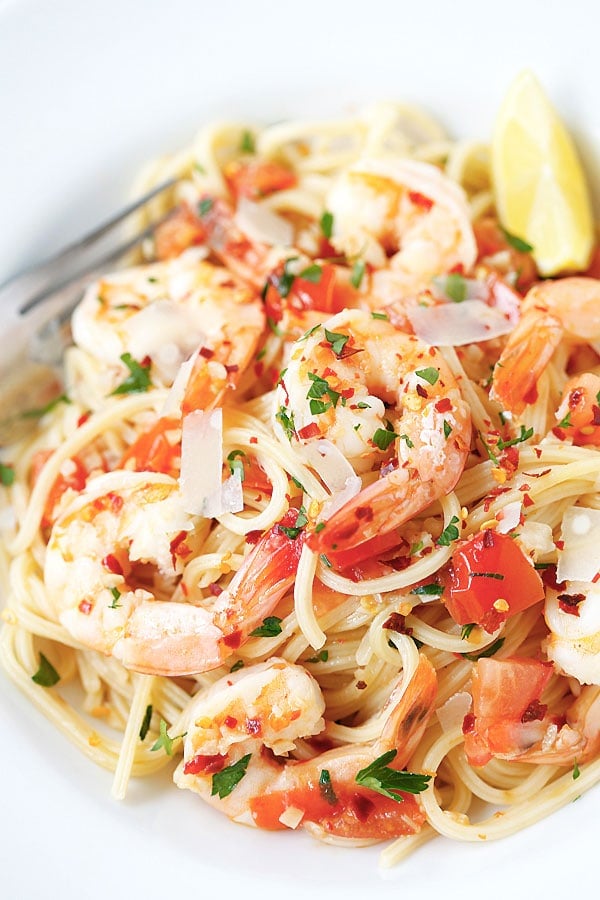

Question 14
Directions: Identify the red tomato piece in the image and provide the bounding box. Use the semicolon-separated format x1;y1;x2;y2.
119;416;181;476
225;161;297;200
441;530;545;632
30;450;89;528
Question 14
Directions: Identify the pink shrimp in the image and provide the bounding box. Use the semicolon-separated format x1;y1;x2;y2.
175;654;437;841
45;471;306;676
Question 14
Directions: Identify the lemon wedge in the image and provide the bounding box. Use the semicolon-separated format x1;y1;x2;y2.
492;70;594;275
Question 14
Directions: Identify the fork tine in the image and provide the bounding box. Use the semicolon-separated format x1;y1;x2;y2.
0;176;178;300
19;211;172;315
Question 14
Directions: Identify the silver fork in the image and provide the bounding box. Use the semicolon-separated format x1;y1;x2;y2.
0;177;178;444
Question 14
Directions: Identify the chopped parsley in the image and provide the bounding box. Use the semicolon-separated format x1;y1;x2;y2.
0;463;15;487
372;421;399;451
230;659;245;673
110;353;152;396
410;583;443;596
306;372;341;411
497;425;534;450
139;704;153;741
460;623;476;640
443;420;453;439
371;311;388;321
275;406;295;441
274;257;299;298
250;616;283;638
307;649;329;663
299;263;322;283
557;412;572;429
323;328;350;357
444;273;467;303
478;431;500;466
470;572;505;580
109;587;122;609
227;450;246;481
23;393;71;419
150;719;185;755
240;130;255;153
436;516;460;546
198;197;214;217
410;540;424;556
573;760;581;780
211;754;251;799
320;210;334;240
31;652;60;687
500;226;534;253
399;433;414;449
351;259;366;289
277;506;308;539
415;367;439;386
319;768;338;805
290;474;306;492
267;316;283;336
320;553;332;568
314;522;325;533
462;637;505;661
355;749;431;802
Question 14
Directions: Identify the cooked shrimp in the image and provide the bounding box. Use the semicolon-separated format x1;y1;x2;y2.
464;657;600;767
175;655;437;841
326;158;477;300
545;580;600;685
274;308;471;567
71;255;265;394
45;472;306;676
491;277;600;415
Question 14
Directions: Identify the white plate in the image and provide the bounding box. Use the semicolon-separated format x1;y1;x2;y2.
1;1;598;896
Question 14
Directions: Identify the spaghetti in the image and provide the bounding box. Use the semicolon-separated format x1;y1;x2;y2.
1;98;599;866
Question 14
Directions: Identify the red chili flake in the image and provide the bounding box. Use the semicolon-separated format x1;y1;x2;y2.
322;366;336;378
78;599;93;615
356;680;367;690
222;630;242;649
408;190;434;210
93;492;124;514
551;427;567;441
382;612;411;633
592;405;600;426
225;364;239;374
593;572;600;584
254;362;264;378
555;540;565;550
542;565;565;592
199;346;215;359
355;506;374;522
245;530;262;545
568;387;584;409
350;793;375;822
518;484;531;492
245;717;262;736
340;388;355;400
557;593;585;616
416;384;428;399
77;411;91;428
208;582;224;596
534;447;542;458
462;714;476;735
103;554;124;575
180;582;189;597
224;716;238;729
521;700;547;723
483;529;494;548
500;446;519;475
435;398;452;413
170;531;191;559
297;422;320;440
183;753;226;776
449;263;465;275
482;486;511;512
523;383;538;405
249;436;258;445
522;493;535;508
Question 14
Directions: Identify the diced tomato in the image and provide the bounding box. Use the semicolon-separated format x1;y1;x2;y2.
249;783;425;839
154;203;207;260
464;657;553;766
472;217;537;291
30;450;89;528
225;161;297;200
264;262;359;325
242;455;273;494
441;530;545;632
120;416;181;476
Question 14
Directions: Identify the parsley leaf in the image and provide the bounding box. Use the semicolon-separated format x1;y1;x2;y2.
497;425;534;449
198;197;214;217
277;506;308;539
351;259;366;289
372;422;399;451
109;587;122;609
443;420;453;439
111;353;152;396
436;516;460;546
400;433;414;448
573;760;581;780
460;623;476;640
319;768;338;805
139;704;153;741
230;660;245;673
355;749;431;802
324;328;350;357
371;311;388;321
31;652;60;687
478;431;500;466
227;450;246;481
275;406;295;441
320;211;334;240
23;393;71;419
415;367;439;386
444;273;467;303
410;583;443;596
307;649;329;663
0;463;15;487
500;226;534;253
274;257;299;298
250;616;283;638
240;130;255;153
558;412;572;429
306;372;341;408
299;263;322;283
151;719;186;756
462;637;505;661
211;754;251;799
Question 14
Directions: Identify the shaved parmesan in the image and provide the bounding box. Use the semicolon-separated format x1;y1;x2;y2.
301;439;358;493
235;197;294;247
557;507;600;583
124;300;205;382
221;473;244;514
496;500;522;534
161;349;199;416
180;409;223;516
278;806;305;829
407;300;514;346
